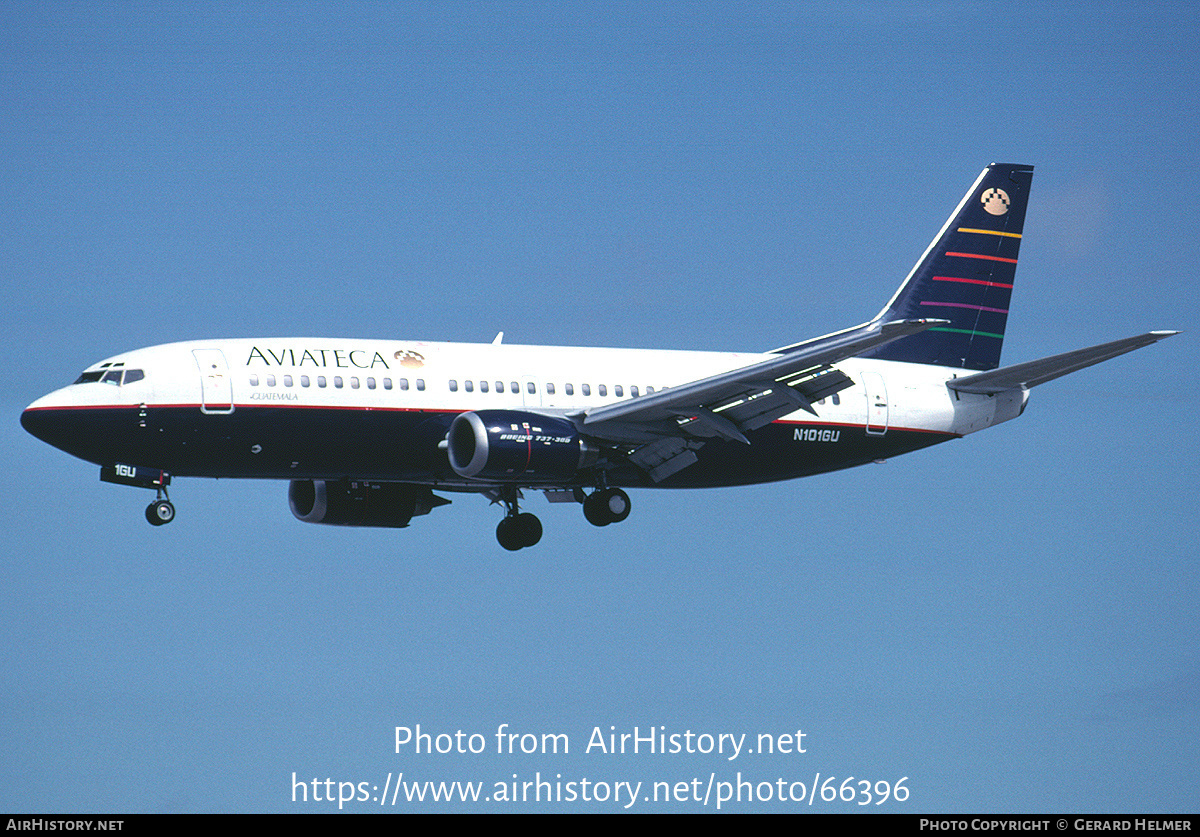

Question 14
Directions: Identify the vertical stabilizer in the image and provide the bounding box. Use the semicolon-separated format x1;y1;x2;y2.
863;163;1034;370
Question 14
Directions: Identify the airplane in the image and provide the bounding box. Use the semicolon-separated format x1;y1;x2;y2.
21;163;1178;550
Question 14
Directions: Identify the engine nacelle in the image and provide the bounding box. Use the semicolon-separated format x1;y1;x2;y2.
288;479;448;527
446;410;597;483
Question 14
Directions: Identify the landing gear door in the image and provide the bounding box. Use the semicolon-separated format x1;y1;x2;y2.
863;371;888;436
193;349;234;414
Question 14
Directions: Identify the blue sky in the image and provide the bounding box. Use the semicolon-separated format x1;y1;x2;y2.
2;1;1196;813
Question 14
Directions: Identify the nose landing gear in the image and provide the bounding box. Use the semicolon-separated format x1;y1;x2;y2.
145;483;175;526
100;464;176;527
146;497;175;526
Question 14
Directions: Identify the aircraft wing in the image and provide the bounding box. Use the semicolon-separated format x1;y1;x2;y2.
571;318;942;482
946;331;1180;395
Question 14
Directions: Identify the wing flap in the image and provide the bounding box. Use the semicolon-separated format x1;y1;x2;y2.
627;438;702;483
695;367;855;435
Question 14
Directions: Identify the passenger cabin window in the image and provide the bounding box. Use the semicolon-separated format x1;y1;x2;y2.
565;383;574;396
480;380;489;393
464;380;473;392
399;378;409;390
582;384;591;396
448;380;458;392
527;382;536;394
598;385;607;397
301;375;310;387
614;385;623;397
416;379;425;391
630;386;638;397
318;376;327;388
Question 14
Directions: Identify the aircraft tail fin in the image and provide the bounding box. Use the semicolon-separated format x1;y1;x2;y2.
861;163;1034;371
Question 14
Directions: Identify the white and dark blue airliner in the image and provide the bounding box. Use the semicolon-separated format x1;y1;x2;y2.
22;164;1177;549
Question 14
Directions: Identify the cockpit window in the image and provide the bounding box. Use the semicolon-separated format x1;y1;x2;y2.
73;368;145;386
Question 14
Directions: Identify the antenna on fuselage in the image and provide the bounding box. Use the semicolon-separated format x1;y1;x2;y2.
492;332;504;345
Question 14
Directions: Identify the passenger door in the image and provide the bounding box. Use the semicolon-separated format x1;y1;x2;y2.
193;349;234;414
863;371;888;436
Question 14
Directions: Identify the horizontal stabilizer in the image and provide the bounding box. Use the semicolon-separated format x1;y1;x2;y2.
946;331;1180;394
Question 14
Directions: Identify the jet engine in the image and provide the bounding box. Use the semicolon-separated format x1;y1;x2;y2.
446;410;597;483
288;479;449;527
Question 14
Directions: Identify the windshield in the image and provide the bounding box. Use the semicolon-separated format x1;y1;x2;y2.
73;363;145;386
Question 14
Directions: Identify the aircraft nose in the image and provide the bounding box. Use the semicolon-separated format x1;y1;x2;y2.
21;395;62;446
21;390;89;454
22;388;138;465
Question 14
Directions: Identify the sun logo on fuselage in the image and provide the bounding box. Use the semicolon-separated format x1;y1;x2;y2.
394;349;426;369
981;187;1010;215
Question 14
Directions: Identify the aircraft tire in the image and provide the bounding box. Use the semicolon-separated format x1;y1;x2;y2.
584;488;631;526
496;517;522;550
497;513;541;550
515;512;542;547
583;492;611;527
605;488;631;523
146;500;175;526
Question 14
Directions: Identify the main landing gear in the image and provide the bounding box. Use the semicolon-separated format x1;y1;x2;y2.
496;488;542;551
582;487;631;527
493;485;633;549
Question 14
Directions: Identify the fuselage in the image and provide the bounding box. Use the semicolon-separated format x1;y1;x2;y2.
20;337;1025;490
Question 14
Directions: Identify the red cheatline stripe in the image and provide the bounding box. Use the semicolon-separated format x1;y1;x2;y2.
26;404;961;437
932;275;1014;289
945;251;1018;264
